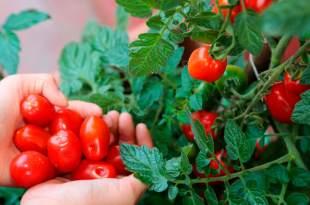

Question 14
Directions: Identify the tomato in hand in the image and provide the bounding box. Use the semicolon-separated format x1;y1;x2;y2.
106;145;131;175
284;72;310;105
49;109;83;136
212;0;241;23
13;124;51;156
80;116;110;160
182;111;221;141
188;46;227;83
193;150;234;185
20;94;55;127
71;159;117;180
265;81;294;124
243;0;274;14
10;151;55;187
47;130;82;172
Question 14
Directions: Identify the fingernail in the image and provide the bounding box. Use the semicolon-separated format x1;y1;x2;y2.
58;90;68;105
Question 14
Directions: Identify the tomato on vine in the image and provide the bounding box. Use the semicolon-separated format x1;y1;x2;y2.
243;0;274;14
188;46;227;83
212;0;241;23
284;72;310;105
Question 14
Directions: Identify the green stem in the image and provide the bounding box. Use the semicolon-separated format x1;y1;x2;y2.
150;98;164;133
212;153;231;176
296;136;310;140
299;39;309;64
265;194;280;199
230;84;258;100
219;8;231;35
293;124;299;144
270;34;294;69
278;161;292;205
214;0;224;20
289;40;310;66
159;73;178;89
194;4;201;13
178;10;188;20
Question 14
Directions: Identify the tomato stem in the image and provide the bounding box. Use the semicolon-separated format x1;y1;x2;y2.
299;39;309;64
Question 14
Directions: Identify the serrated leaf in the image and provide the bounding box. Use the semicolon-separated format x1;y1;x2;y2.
181;148;193;176
196;152;211;168
182;66;194;92
132;76;146;95
197;0;213;12
179;189;188;196
204;186;218;205
234;9;263;57
138;77;163;109
168;29;184;43
229;194;247;205
176;87;191;98
0;31;20;75
128;33;174;77
152;126;170;156
299;29;310;41
244;189;268;205
180;22;187;32
246;180;258;189
300;65;310;85
286;193;309;205
97;85;111;94
183;188;205;205
292;89;310;124
228;0;239;6
146;15;165;31
107;44;130;67
161;0;182;11
115;0;159;18
210;33;244;58
116;6;129;31
89;93;125;114
168;185;179;199
189;93;203;111
185;176;190;186
120;144;168;192
177;110;190;125
290;167;310;187
188;12;223;31
166;157;182;178
224;119;251;163
182;145;193;155
161;46;184;74
300;137;310;153
3;10;50;31
191;30;219;44
266;163;290;184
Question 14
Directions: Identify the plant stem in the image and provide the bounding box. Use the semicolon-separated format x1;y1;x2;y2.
219;8;231;35
270;34;293;69
299;39;309;64
277;161;292;205
214;0;224;20
150;98;164;133
178;10;188;20
289;41;310;66
212;153;231;176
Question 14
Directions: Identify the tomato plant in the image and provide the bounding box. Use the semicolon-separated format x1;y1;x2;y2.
284;72;310;105
212;0;241;23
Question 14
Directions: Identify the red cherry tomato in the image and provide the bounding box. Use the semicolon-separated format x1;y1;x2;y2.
265;81;294;124
49;109;83;136
193;151;234;185
182;111;221;141
243;0;274;14
80;116;110;160
188;46;227;83
71;159;117;180
284;72;310;105
212;0;241;23
10;151;55;187
13;124;51;156
20;94;55;127
255;140;267;152
47;130;82;172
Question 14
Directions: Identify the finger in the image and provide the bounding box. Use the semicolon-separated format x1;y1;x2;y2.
120;175;147;200
136;123;154;149
110;133;115;145
102;115;113;128
118;112;135;145
107;111;120;145
66;101;102;119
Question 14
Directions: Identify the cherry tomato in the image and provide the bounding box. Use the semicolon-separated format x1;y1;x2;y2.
182;111;221;141
243;0;274;14
10;151;55;187
188;46;227;83
49;109;83;136
106;145;132;175
71;159;117;180
20;94;55;127
80;116;110;160
193;151;234;185
13;124;51;156
212;0;241;23
265;81;294;124
47;130;82;172
284;72;310;105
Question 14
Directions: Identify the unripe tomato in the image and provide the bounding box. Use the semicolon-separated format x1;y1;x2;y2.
188;46;227;83
49;109;83;136
80;116;110;160
47;130;82;172
71;159;117;180
182;111;221;141
10;151;55;187
212;0;241;23
243;0;274;14
13;124;51;156
20;94;55;127
284;72;310;105
265;81;294;124
193;151;234;185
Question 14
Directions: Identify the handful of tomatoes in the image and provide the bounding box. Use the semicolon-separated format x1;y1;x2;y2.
10;94;133;188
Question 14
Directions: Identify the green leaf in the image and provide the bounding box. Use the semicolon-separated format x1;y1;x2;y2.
246;180;258;189
234;9;263;57
292;89;310;124
82;20;100;42
115;0;159;18
228;0;239;6
244;189;268;205
189;93;203;111
191;30;219;44
120;144;168;192
266;163;290;184
176;87;191;98
286;193;309;205
224;119;251;163
180;22;187;32
161;46;184;74
0;31;20;75
196;152;211;168
138;77;163;109
179;189;188;196
89;93;126;114
168;29;184;43
185;176;190;186
166;157;181;178
182;145;193;155
204;186;218;205
151;126;170;156
132;76;146;95
128;33;174;77
183;188;205;205
300;137;310;153
300;64;310;85
181;148;193;176
182;66;194;92
177;110;190;125
3;10;50;31
197;0;213;12
107;44;130;67
116;6;129;31
146;15;165;31
188;13;223;31
210;33;244;58
290;167;310;187
161;0;182;11
299;29;310;41
259;0;310;37
229;194;247;205
168;185;179;199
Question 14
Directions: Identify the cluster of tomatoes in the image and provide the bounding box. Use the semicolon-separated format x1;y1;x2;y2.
10;94;131;188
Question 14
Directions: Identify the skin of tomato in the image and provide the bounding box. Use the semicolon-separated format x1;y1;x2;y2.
284;72;310;105
20;94;55;127
106;145;131;175
13;124;51;156
264;81;294;124
193;151;234;185
47;130;82;172
188;46;227;83
10;151;55;187
212;0;241;23
215;65;248;95
71;159;117;180
49;109;83;136
182;111;221;141
196;82;221;109
243;0;274;14
79;116;110;160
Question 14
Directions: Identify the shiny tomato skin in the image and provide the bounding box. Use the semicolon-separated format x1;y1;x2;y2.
193;151;234;185
188;46;227;83
243;0;274;14
49;109;83;136
71;159;117;180
182;111;221;141
80;116;110;160
284;72;310;105
265;81;294;124
13;124;51;156
47;130;82;172
10;151;55;187
20;94;55;127
212;0;241;23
